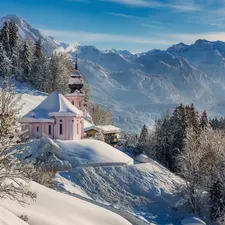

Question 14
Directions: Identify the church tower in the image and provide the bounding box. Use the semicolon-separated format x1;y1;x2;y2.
65;58;85;110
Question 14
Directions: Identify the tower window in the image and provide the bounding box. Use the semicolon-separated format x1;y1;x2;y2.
49;125;51;135
37;127;39;132
79;101;82;108
77;123;79;134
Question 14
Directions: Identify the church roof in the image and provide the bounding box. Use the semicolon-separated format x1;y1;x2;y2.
21;90;83;122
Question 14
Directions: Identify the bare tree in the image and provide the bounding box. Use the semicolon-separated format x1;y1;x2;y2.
94;129;105;142
87;102;113;126
178;127;225;218
0;79;36;204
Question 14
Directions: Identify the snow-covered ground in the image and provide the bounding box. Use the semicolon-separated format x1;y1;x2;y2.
0;182;132;225
59;160;187;224
20;138;133;168
54;139;133;166
7;79;194;224
13;79;47;117
0;206;29;225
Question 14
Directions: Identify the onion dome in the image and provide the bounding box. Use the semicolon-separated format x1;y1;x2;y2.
68;57;84;93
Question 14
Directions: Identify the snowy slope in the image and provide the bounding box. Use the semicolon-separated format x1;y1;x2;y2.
55;139;133;166
0;182;132;225
12;79;47;116
20;138;133;168
0;206;29;225
59;160;186;224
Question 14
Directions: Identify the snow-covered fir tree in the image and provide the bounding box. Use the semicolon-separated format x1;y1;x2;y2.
210;179;225;221
8;21;19;56
135;124;149;154
19;40;33;82
8;21;19;76
31;38;46;88
200;110;208;130
0;43;11;77
0;21;11;55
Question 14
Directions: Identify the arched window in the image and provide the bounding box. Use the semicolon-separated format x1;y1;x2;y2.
49;125;51;135
59;120;63;135
72;101;75;105
71;120;74;135
36;126;40;139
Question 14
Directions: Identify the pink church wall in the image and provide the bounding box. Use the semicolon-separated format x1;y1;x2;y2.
65;95;84;110
21;116;84;141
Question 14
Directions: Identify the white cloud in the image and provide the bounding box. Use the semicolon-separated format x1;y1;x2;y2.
104;12;139;19
40;28;225;51
40;28;175;45
105;12;165;29
100;0;202;11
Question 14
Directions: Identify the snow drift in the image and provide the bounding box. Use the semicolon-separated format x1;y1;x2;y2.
0;182;131;225
60;159;186;224
55;139;134;166
0;206;29;225
20;138;133;170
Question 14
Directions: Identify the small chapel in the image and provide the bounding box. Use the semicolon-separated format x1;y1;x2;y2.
20;59;121;143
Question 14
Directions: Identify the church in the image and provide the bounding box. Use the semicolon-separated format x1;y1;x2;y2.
20;59;121;142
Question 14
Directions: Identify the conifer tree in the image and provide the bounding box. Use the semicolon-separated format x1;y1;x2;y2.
136;124;149;154
210;179;225;221
0;21;10;55
20;40;33;82
8;21;19;75
31;38;46;88
8;21;19;54
200;110;208;130
138;124;148;145
0;43;11;77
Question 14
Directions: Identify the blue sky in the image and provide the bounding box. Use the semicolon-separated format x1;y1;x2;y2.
1;0;225;52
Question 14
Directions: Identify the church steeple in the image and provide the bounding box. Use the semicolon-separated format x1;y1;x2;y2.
68;58;84;93
75;56;78;71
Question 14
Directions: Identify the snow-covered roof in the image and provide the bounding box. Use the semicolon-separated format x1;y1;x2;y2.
21;90;83;122
96;125;121;134
84;120;99;132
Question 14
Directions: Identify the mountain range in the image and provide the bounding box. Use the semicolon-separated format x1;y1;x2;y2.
1;14;225;132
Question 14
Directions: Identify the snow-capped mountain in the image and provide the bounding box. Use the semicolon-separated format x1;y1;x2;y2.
0;15;66;55
2;14;225;131
73;45;224;131
167;39;225;81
